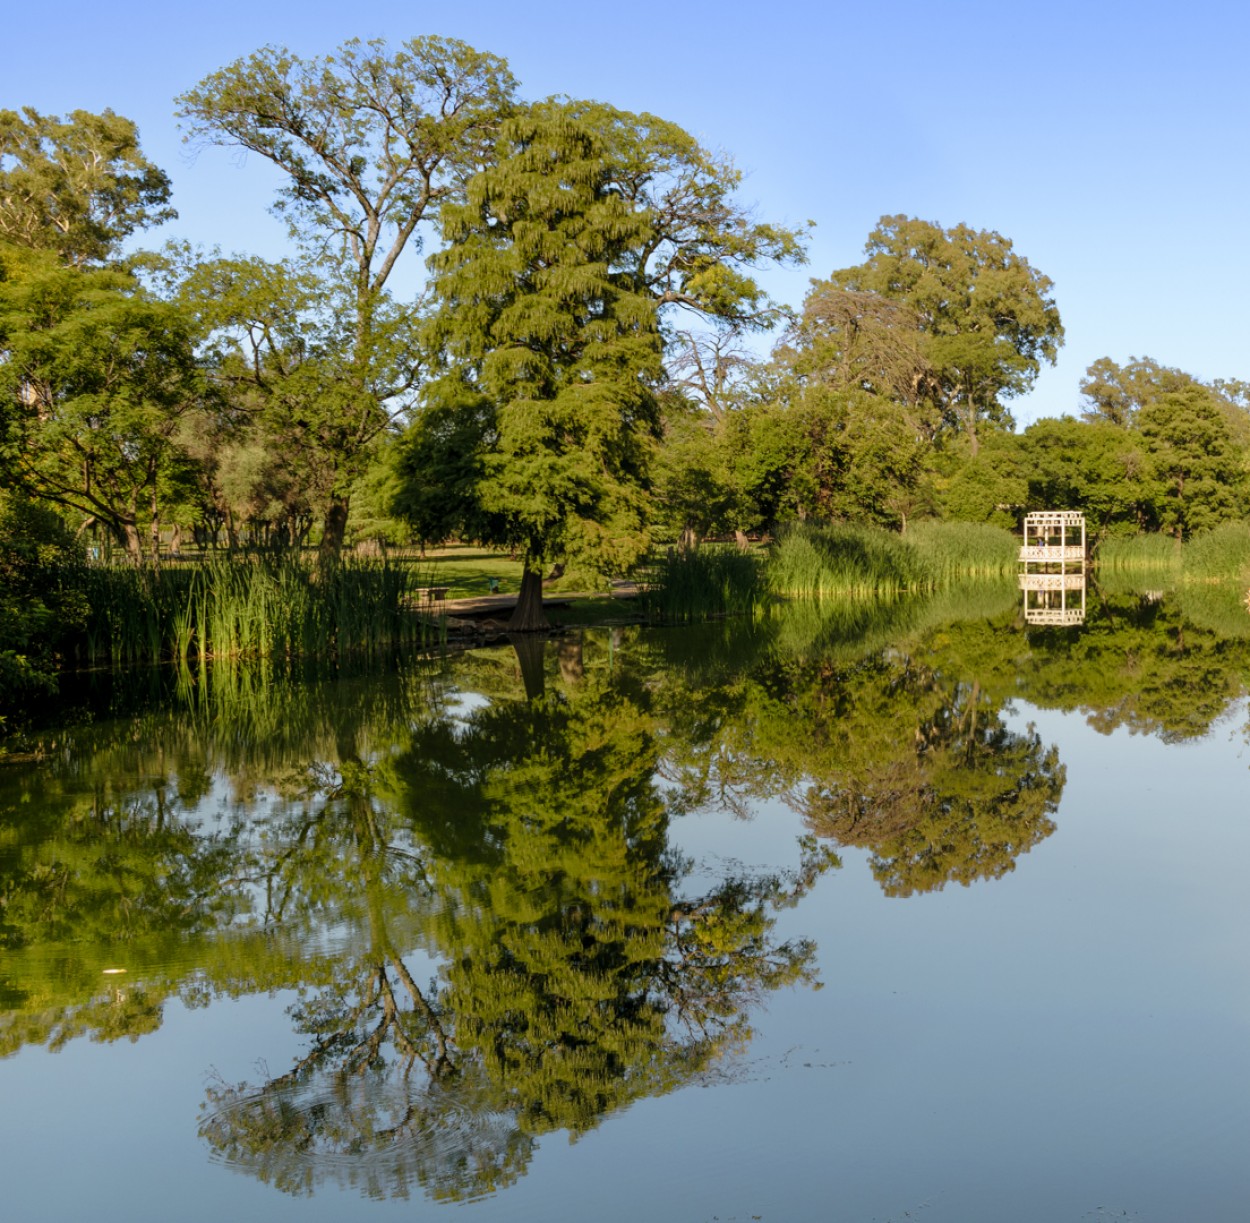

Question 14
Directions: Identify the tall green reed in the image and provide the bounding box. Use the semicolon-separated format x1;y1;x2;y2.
767;520;1016;600
1095;533;1181;575
639;546;764;623
1181;521;1250;583
640;521;1020;622
82;555;430;666
904;520;1020;581
768;522;927;599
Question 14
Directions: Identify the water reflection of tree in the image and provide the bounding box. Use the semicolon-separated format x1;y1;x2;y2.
797;668;1063;897
8;591;1250;1194
652;638;1065;897
1018;596;1250;742
200;738;529;1202
0;667;444;1055
650;592;1250;897
197;672;831;1201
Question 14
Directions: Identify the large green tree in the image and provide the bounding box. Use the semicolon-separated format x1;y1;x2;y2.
0;246;206;560
0;109;200;557
173;254;349;549
1138;385;1246;538
397;99;805;627
0;107;175;267
176;38;517;553
818;215;1063;452
1019;416;1152;536
1078;355;1196;429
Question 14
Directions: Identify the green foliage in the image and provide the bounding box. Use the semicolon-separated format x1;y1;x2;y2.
639;546;764;622
176;38;516;263
0;490;90;717
398;94;806;624
780;280;933;409
936;432;1027;527
176;38;518;553
1138;386;1247;538
0;107;175;266
821;215;1063;447
649;398;742;542
0;247;205;558
774;387;932;529
1019;416;1152;536
1079;355;1197;428
403;103;667;623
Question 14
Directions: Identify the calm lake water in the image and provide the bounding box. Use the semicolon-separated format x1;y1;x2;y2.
3;585;1249;1222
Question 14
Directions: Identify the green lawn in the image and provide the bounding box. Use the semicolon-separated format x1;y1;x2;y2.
391;546;524;599
393;546;618;602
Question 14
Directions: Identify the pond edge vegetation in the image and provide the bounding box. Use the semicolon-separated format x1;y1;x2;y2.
7;508;1250;733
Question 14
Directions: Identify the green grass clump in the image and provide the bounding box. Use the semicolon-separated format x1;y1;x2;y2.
765;520;1017;601
768;522;927;599
1181;521;1250;583
904;520;1019;581
82;555;428;666
1095;533;1181;574
639;547;764;623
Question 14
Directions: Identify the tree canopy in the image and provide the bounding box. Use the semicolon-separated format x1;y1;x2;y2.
816;215;1063;452
0;107;175;266
396;99;807;626
176;37;519;553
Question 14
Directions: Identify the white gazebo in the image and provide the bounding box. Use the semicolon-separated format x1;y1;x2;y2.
1019;511;1086;625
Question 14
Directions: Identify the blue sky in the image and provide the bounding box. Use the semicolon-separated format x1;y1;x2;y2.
7;0;1248;424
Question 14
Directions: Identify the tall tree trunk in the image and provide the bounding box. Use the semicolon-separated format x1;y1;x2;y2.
508;563;549;632
965;403;980;457
120;520;144;564
149;490;161;566
320;497;350;558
